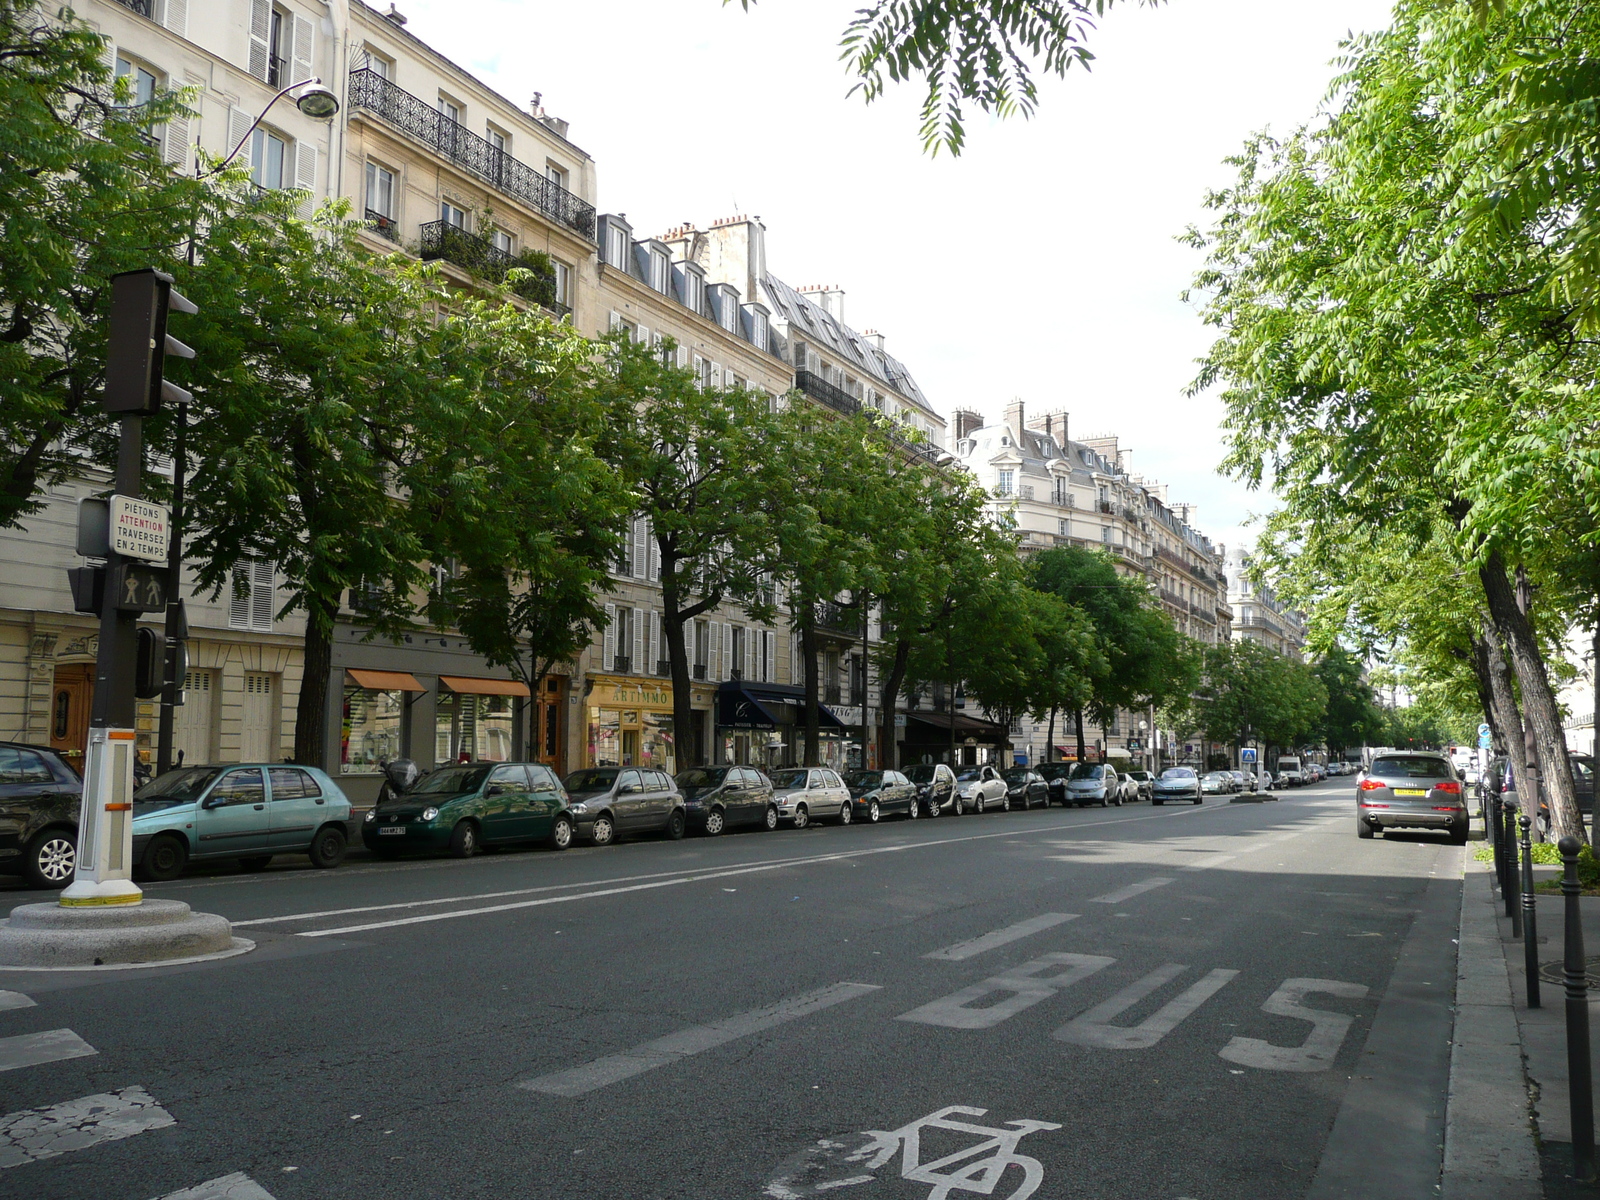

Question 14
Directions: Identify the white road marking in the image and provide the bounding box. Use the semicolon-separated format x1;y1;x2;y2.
0;1086;174;1168
1181;855;1236;872
897;954;1114;1030
923;914;1079;961
1089;878;1174;905
519;982;882;1096
0;1028;97;1073
1219;978;1369;1072
0;992;34;1012
151;1173;277;1199
1055;965;1239;1050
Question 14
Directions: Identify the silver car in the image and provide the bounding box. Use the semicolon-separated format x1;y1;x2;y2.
1064;762;1121;807
952;765;1007;814
1356;751;1468;844
770;767;850;828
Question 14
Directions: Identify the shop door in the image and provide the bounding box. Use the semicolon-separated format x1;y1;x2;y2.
48;664;93;764
240;672;276;761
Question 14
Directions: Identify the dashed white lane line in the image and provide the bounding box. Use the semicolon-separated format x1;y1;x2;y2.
1089;877;1174;905
518;982;882;1097
151;1172;276;1199
0;992;34;1012
0;1029;97;1073
923;913;1079;961
0;1086;174;1168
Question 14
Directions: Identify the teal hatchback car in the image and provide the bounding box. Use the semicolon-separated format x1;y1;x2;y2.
131;764;352;881
361;761;573;858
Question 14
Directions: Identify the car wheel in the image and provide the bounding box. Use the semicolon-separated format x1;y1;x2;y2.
310;826;347;869
907;797;919;820
590;813;616;846
952;795;965;816
1000;794;1011;812
238;856;274;873
1357;817;1374;840
704;808;725;836
794;804;810;830
926;797;940;818
449;821;479;858
839;802;853;825
1099;793;1108;808
763;805;779;831
140;834;188;883
551;815;574;850
665;808;686;841
867;799;881;823
22;829;77;889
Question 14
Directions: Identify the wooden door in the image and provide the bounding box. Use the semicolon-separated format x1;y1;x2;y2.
48;664;94;766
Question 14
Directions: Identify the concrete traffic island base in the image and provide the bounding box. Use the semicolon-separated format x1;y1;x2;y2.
0;899;246;969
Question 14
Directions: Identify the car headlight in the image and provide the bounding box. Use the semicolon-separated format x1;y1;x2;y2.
364;810;376;823
420;807;439;822
569;801;588;813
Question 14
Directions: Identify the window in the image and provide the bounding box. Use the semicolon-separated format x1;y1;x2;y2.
693;621;710;679
492;230;514;255
441;201;467;229
115;57;157;107
750;311;768;351
342;684;402;775
996;470;1015;497
730;626;746;679
546;163;568;191
693;355;707;389
268;6;287;86
250;128;287;189
486;126;508;155
364;162;394;218
362;49;391;79
1101;525;1112;544
684;271;704;314
269;767;321;800
212;768;265;806
0;747;53;786
649;250;669;294
439;96;461;124
612;607;634;672
721;292;739;333
552;261;571;307
1059;518;1070;536
606;224;629;270
229;559;275;631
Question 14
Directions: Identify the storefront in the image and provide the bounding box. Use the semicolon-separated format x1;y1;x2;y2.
716;681;847;769
585;675;676;774
900;712;1012;768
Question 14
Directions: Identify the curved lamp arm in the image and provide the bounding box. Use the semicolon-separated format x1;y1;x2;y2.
203;77;331;177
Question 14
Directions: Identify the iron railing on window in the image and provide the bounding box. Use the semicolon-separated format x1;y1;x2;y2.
348;68;596;240
612;655;631;674
655;659;671;678
794;371;939;462
111;0;155;16
365;209;399;242
418;221;568;314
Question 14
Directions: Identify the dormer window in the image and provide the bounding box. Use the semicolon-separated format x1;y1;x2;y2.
750;310;768;350
649;250;669;294
683;270;704;314
606;224;629;270
997;470;1015;497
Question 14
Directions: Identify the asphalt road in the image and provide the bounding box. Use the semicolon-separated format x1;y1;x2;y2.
0;776;1462;1200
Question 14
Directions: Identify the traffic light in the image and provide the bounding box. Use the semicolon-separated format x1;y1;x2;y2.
104;268;196;415
135;628;163;699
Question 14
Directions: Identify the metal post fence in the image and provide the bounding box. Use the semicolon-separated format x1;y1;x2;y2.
1560;836;1597;1183
1492;793;1508;899
1520;812;1540;1008
1506;801;1523;937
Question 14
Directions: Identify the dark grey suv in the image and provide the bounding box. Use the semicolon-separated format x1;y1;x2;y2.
676;766;778;835
1357;751;1467;844
0;742;83;889
562;767;686;845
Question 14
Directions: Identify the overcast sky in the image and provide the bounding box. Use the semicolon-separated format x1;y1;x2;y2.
389;0;1397;556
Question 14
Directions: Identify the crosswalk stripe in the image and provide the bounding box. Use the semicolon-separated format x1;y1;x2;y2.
0;1085;174;1169
924;913;1079;961
1089;877;1175;904
519;982;882;1097
151;1171;277;1199
0;1029;97;1073
0;992;34;1013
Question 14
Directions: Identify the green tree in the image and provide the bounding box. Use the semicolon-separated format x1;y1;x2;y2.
1312;647;1385;755
1189;640;1327;759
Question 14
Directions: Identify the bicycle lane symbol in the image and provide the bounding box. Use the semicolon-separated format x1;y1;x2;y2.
764;1105;1061;1200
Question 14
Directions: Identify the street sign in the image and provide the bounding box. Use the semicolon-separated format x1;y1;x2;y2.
1126;739;1141;751
1240;747;1258;763
111;562;169;612
109;494;169;562
1477;722;1492;737
1479;731;1493;750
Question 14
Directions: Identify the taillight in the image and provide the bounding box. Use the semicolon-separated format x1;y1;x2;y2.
1361;801;1389;808
1436;781;1461;794
1433;805;1463;812
1359;778;1385;791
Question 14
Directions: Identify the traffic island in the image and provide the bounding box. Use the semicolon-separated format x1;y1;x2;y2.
0;899;247;969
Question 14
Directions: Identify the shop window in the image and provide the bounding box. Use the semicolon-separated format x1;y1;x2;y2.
436;692;515;763
342;686;402;774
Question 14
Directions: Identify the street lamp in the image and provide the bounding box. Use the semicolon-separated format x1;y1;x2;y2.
154;77;341;777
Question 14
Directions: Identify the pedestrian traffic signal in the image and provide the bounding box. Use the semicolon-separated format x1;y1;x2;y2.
104;268;196;415
135;628;163;699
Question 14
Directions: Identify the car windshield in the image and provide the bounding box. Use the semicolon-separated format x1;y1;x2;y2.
1069;764;1104;780
677;768;729;789
903;765;938;783
1036;764;1072;780
1160;768;1196;780
133;766;220;811
955;769;983;782
1130;772;1151;781
1002;769;1032;783
1370;757;1452;779
563;769;619;793
844;771;885;789
413;766;492;795
771;769;809;790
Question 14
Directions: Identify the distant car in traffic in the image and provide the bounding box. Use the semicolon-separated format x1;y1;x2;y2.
676;766;778;835
842;769;919;822
1201;771;1235;796
1063;762;1121;807
1126;770;1154;801
953;765;1007;814
1001;768;1049;810
1114;773;1142;804
1356;751;1468;844
0;742;82;889
1152;767;1202;805
769;766;850;828
564;766;686;844
1230;770;1254;793
1276;757;1305;787
903;762;957;816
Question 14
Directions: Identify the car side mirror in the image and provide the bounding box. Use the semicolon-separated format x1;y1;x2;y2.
486;783;509;797
201;795;225;809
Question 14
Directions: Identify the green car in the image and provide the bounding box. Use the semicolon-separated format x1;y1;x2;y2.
362;761;573;858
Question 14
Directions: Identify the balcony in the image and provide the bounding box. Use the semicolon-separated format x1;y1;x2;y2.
348;68;596;240
795;369;861;417
1098;500;1114;515
419;221;568;314
656;659;671;678
365;209;400;242
814;601;862;637
611;655;631;674
693;663;708;681
825;685;843;705
110;0;155;14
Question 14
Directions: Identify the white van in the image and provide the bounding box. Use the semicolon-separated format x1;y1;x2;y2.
1277;756;1304;787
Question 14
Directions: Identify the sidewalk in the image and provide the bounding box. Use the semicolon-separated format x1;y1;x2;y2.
1446;851;1600;1197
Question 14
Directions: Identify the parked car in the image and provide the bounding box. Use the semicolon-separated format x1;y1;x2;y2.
1201;771;1235;796
1114;773;1142;804
1063;762;1121;808
1001;768;1049;811
1126;770;1154;801
952;765;1008;814
841;769;919;822
903;763;957;816
1356;751;1467;844
0;742;83;889
361;761;570;860
1035;763;1075;806
557;766;684;844
770;766;850;828
1494;753;1596;840
676;766;777;835
1152;767;1203;805
1277;756;1305;787
135;763;352;881
1230;770;1254;793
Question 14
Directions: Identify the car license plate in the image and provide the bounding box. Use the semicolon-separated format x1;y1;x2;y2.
1393;788;1427;797
378;826;406;836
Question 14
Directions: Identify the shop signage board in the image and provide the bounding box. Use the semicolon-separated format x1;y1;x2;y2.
109;494;169;562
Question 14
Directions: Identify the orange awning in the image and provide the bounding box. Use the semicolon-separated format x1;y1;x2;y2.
439;675;530;697
346;669;426;692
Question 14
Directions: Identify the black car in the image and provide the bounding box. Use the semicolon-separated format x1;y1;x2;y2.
902;763;957;816
1493;753;1597;840
841;769;919;823
0;742;82;889
1035;763;1074;806
560;767;685;845
1001;768;1049;810
676;766;778;835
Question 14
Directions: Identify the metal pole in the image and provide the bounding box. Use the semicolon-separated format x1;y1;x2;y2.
1521;812;1541;1008
1491;793;1507;897
1560;836;1597;1182
155;397;186;776
1507;801;1524;936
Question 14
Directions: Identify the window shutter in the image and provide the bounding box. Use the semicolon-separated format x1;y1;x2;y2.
609;311;622;333
632;517;648;578
746;630;756;681
250;560;275;631
710;622;721;682
102;35;117;81
764;632;775;683
637;324;649;346
163;110;190;169
647;523;660;581
294;143;317;218
649;611;660;674
291;13;314;86
633;608;644;675
723;623;734;681
248;0;271;80
603;604;616;670
677;346;688;369
228;107;254;166
163;0;188;37
229;560;250;629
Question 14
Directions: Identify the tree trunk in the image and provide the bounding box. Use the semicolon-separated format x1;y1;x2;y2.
294;597;337;768
1046;707;1057;764
1074;707;1086;761
1482;616;1524;774
1480;554;1580;841
801;612;820;767
948;674;958;767
1467;634;1498;751
859;592;871;769
878;636;911;771
659;546;717;770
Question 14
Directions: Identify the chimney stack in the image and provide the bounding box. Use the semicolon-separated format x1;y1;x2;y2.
1004;399;1026;440
954;408;984;442
384;2;407;24
863;329;885;352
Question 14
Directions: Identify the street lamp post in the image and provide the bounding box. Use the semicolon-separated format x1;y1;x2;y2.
154;79;339;778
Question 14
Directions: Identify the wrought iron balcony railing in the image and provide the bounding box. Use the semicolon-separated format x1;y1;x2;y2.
655;659;671;678
418;221;568;314
611;655;631;674
348;68;597;241
794;369;859;417
693;663;708;681
825;685;843;705
365;208;399;242
111;0;155;14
